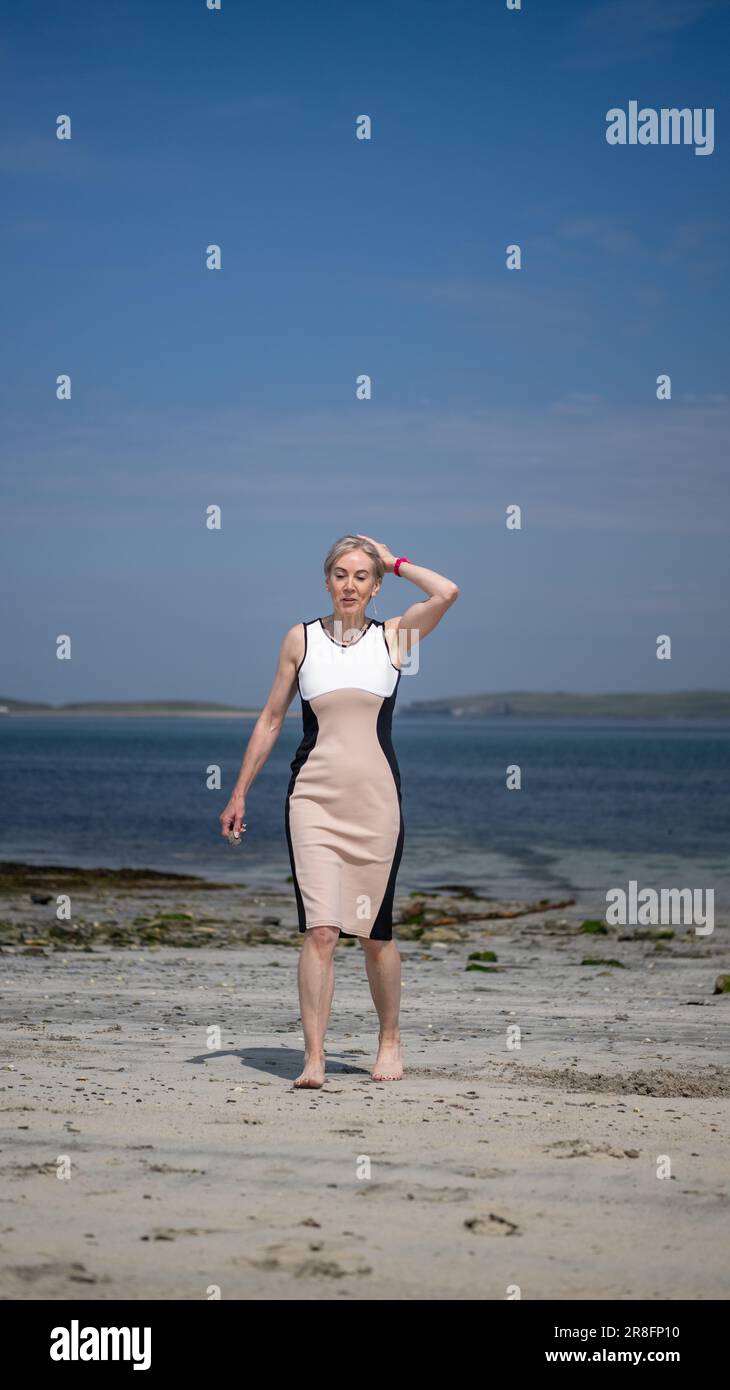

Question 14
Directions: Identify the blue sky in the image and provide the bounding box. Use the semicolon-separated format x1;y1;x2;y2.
2;0;729;705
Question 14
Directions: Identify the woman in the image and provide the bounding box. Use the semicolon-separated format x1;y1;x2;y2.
219;533;459;1089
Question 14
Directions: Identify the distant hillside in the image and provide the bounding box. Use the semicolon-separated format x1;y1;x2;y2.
0;698;266;717
2;692;730;720
401;690;730;719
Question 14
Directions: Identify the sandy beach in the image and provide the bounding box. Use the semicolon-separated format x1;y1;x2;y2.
1;865;728;1301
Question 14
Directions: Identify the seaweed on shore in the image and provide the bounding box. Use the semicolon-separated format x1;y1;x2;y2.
0;862;236;893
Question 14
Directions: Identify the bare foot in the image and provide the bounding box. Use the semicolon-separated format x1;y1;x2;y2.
294;1053;326;1088
371;1034;403;1081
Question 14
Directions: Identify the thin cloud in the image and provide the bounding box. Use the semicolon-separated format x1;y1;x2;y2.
4;399;729;536
205;94;298;118
356;272;592;336
0;131;104;177
558;218;639;256
560;0;721;68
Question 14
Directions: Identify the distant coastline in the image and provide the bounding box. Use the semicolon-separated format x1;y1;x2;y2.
405;690;730;719
2;692;730;720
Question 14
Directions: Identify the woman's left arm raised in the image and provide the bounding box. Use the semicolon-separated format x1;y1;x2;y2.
356;533;459;657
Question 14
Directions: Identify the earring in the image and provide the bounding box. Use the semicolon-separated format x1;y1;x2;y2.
371;594;378;615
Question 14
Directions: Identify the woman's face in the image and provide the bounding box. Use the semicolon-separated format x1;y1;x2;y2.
327;550;377;618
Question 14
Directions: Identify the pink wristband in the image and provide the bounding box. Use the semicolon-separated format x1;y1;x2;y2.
394;556;411;576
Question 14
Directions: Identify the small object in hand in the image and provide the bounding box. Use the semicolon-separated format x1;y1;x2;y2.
227;827;246;846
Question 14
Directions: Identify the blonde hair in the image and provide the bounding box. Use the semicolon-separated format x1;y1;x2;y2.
323;535;384;590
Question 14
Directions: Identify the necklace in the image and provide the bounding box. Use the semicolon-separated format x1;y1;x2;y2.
321;615;370;647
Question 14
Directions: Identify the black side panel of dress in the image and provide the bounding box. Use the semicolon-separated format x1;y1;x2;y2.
369;673;403;938
284;698;319;930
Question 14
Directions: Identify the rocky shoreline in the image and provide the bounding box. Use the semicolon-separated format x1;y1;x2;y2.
0;858;630;952
1;862;727;975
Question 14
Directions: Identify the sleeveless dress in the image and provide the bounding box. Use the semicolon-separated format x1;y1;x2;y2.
285;617;404;940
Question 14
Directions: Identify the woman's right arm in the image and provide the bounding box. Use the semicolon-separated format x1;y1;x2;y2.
219;624;304;839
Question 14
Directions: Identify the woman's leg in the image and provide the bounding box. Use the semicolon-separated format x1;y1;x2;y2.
359;938;403;1080
294;925;339;1088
